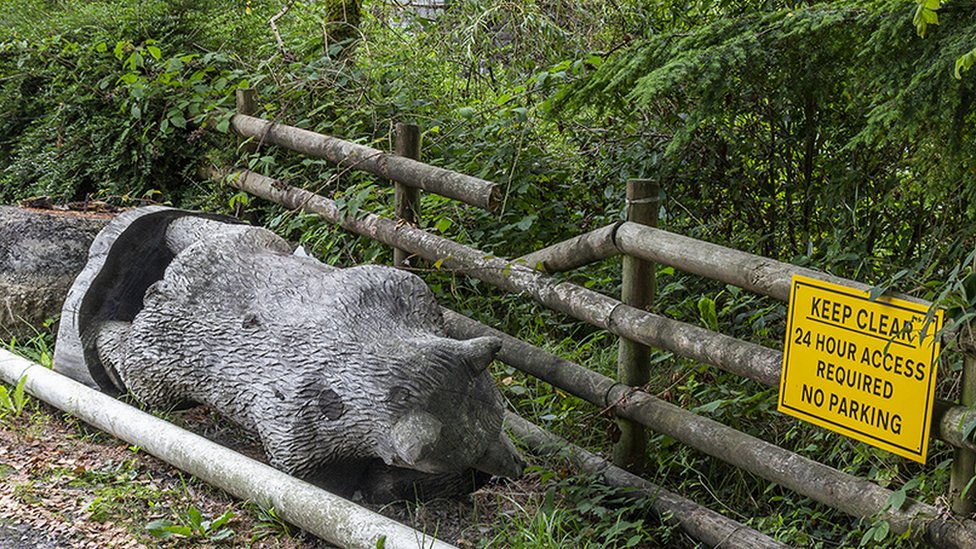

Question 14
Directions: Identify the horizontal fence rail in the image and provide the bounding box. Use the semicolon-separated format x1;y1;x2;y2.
227;169;976;452
519;223;622;273
231;114;500;211
227;169;976;547
522;220;933;309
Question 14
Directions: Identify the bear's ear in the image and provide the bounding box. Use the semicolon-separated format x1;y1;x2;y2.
424;336;501;378
457;336;502;377
389;411;442;468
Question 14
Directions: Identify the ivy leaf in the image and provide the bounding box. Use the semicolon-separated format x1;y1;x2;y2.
692;399;724;414
886;489;906;511
515;214;537;230
435;217;452;233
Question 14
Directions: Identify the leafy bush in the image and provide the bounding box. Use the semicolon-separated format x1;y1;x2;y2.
0;0;270;204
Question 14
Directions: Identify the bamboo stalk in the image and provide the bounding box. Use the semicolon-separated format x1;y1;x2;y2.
393;123;422;268
504;413;791;549
613;179;659;472
518;223;621;273
235;89;259;154
441;309;976;547
0;349;455;549
614;221;929;305
230;114;500;211
226;169;976;451
951;354;976;514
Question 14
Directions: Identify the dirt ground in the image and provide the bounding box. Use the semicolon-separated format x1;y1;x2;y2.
0;400;535;548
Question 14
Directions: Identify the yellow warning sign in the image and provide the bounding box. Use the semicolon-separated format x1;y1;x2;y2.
778;274;942;463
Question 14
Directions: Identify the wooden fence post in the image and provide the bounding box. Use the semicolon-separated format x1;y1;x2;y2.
613;178;660;472
394;123;421;268
951;353;976;515
235;88;258;153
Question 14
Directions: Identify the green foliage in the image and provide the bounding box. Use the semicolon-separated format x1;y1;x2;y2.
248;505;291;543
0;376;29;419
0;0;261;204
913;0;940;37
956;45;976;78
697;296;719;331
7;317;56;369
145;506;235;541
554;0;976;282
483;469;666;548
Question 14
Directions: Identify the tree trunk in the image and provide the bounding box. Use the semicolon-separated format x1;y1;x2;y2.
325;0;361;59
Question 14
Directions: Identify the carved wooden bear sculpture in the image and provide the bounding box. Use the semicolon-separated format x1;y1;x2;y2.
54;207;522;501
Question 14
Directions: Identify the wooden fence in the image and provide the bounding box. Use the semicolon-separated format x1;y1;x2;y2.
228;89;976;547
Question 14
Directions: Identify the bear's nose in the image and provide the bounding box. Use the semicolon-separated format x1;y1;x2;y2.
474;434;524;478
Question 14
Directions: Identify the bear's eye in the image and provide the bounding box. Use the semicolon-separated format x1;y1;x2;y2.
385;385;411;404
316;387;345;420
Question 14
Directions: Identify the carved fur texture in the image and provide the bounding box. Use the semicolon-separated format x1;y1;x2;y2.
84;213;521;501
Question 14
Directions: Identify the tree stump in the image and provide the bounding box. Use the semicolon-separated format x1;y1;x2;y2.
0;206;110;343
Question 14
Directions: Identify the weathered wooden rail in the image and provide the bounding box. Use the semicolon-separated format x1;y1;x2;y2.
231;114;500;211
227;89;976;547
